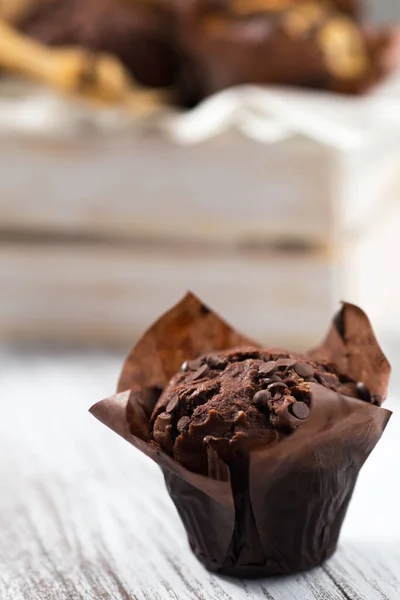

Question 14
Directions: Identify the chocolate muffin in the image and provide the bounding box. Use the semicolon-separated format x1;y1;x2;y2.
91;293;391;577
18;0;179;88
176;1;390;105
151;346;377;475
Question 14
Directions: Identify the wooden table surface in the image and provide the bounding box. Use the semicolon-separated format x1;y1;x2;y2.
0;348;399;600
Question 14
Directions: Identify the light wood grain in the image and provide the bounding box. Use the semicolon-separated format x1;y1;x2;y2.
0;242;338;349
0;130;399;248
3;184;400;349
0;349;398;599
0;134;334;247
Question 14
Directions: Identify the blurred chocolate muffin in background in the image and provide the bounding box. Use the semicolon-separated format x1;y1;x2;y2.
17;0;179;88
13;0;399;107
175;1;397;106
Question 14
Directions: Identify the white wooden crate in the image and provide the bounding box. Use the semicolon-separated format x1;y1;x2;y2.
2;204;398;349
1;118;399;347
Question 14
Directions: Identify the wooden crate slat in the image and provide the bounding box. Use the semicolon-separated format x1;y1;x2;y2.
0;243;338;348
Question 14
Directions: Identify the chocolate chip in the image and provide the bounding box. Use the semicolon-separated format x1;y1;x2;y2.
267;382;288;397
290;401;310;420
166;395;179;413
294;362;314;378
276;358;297;370
356;382;372;403
188;364;210;381
259;361;277;376
181;358;203;372
253;390;271;408
206;355;227;370
177;416;191;432
263;374;282;384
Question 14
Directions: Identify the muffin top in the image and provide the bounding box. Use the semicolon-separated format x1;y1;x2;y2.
149;346;377;474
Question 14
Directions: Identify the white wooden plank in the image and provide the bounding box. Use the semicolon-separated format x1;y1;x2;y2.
0;350;398;599
325;543;400;600
0;243;337;349
0;134;332;246
1;130;399;249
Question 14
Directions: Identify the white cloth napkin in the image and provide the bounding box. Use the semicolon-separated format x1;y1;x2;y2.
0;74;399;150
163;74;400;149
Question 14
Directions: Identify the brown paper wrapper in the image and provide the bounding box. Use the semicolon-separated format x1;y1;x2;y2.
90;292;392;577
